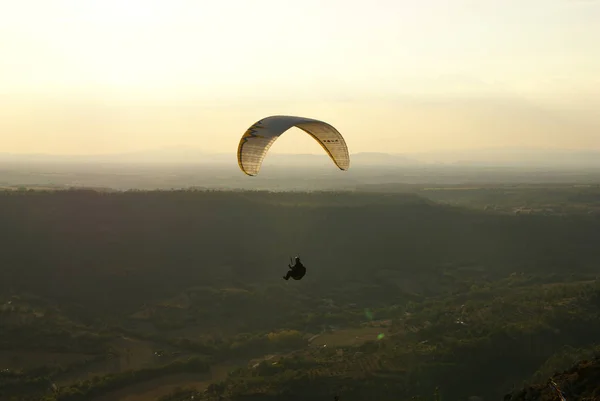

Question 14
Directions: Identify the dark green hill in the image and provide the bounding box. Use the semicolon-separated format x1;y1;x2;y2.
2;189;600;311
506;355;600;400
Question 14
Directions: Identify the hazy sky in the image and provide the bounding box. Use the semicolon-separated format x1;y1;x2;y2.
1;0;599;155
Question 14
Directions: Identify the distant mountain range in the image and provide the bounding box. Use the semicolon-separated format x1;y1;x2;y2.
0;150;421;166
413;148;600;167
0;148;599;168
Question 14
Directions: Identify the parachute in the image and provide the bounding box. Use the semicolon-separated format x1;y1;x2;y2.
237;115;350;176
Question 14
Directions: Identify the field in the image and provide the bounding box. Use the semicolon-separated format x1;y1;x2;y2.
88;361;243;401
309;328;388;348
0;351;91;371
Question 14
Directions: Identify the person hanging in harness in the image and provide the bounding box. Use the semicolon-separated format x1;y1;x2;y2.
283;256;306;281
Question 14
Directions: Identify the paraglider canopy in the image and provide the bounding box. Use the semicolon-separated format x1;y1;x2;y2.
237;115;350;176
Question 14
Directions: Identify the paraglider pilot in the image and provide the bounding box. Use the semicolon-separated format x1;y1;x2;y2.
283;256;306;281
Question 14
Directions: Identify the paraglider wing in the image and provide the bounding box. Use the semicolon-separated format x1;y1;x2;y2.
237;115;350;176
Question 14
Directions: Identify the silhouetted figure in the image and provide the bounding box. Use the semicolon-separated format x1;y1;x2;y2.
283;256;306;281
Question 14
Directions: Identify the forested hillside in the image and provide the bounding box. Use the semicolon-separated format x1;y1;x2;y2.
1;188;600;400
3;189;600;306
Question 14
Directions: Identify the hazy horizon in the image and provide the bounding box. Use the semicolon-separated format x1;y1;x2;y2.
2;0;599;156
3;145;600;167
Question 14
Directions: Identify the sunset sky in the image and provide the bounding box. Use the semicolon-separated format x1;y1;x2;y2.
1;0;599;156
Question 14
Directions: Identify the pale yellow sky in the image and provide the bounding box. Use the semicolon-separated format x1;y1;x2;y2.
1;0;599;155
